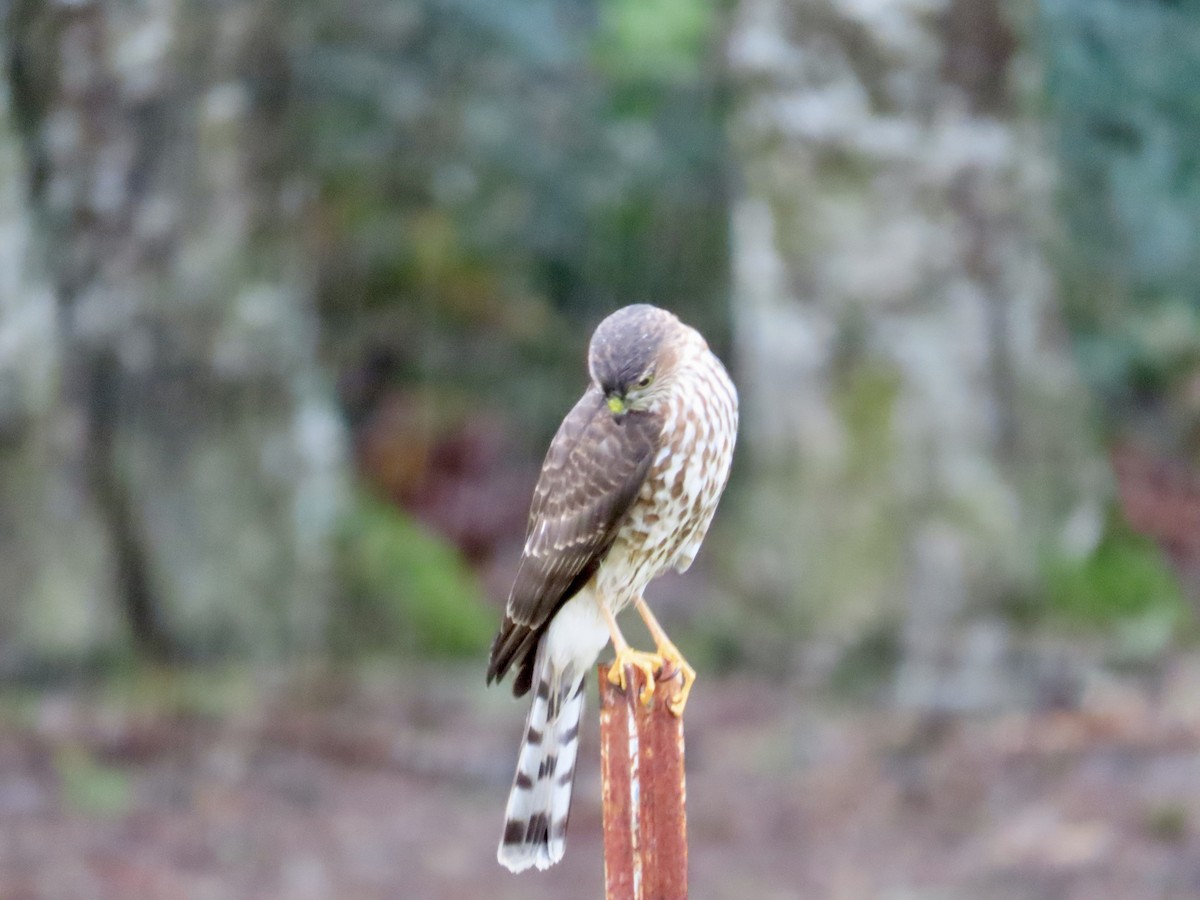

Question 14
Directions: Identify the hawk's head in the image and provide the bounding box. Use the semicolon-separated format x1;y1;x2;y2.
587;304;703;415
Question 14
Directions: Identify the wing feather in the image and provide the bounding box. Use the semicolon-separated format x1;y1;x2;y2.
486;386;660;694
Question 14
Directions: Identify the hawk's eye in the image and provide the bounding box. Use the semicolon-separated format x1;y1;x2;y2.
636;373;654;389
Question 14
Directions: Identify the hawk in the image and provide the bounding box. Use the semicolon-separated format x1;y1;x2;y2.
486;304;738;873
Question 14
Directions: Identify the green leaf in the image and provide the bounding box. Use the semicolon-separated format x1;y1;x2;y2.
337;490;494;656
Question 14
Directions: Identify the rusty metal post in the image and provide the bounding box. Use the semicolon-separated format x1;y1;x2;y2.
599;664;688;900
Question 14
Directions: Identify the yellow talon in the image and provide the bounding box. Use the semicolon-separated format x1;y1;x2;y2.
630;595;696;717
607;647;662;706
599;598;695;711
657;643;696;717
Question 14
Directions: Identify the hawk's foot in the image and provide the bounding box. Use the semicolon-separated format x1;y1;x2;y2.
656;642;696;717
607;648;662;706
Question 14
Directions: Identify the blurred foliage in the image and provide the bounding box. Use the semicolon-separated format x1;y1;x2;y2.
336;489;493;656
1041;516;1187;631
55;745;132;818
595;0;714;82
1041;0;1200;453
292;0;730;449
1144;803;1190;844
828;623;903;701
1073;302;1200;404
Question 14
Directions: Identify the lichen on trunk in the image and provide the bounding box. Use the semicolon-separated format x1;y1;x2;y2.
724;0;1108;708
1;0;347;669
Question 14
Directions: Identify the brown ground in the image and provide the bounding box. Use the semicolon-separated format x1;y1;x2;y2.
3;656;1200;900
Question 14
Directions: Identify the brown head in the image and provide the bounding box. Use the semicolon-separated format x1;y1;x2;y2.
587;304;705;415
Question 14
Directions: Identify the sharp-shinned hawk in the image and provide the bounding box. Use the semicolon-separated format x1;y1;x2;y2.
486;304;738;873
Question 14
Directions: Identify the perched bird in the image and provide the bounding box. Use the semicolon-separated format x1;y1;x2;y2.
486;304;738;873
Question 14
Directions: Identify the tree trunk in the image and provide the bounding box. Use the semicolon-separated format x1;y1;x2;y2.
725;0;1107;708
1;0;346;671
0;54;126;675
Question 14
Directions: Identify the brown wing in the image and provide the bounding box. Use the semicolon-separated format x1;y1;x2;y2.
486;386;661;695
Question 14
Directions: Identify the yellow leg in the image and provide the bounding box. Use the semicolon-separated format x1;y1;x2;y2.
599;603;661;706
634;597;696;717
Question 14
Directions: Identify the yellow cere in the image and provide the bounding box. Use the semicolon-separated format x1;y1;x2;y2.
607;395;627;414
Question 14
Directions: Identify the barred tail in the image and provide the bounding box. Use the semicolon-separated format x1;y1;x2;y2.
497;656;586;872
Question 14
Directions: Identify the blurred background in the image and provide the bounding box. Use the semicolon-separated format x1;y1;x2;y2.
2;0;1200;897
